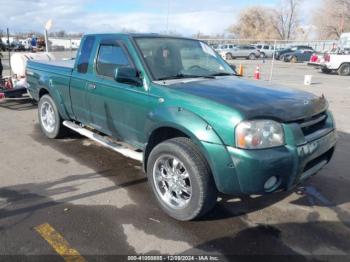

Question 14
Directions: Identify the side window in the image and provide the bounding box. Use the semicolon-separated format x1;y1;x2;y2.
263;46;269;50
77;36;95;74
96;44;130;78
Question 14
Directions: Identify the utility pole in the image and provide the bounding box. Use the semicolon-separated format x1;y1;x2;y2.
166;0;170;33
6;28;11;75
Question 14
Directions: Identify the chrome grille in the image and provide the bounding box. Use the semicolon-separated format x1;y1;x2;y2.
296;111;328;137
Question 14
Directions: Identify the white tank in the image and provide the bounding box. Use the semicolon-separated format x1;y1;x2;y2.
10;52;56;77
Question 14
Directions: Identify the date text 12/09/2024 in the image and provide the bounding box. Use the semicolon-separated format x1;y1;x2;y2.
127;255;219;261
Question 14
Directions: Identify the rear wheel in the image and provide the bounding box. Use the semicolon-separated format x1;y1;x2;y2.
338;63;350;76
291;56;298;63
38;94;68;138
260;52;266;58
248;53;256;60
321;68;332;74
147;137;217;221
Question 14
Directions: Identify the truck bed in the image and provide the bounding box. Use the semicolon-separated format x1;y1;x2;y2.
27;59;75;75
26;59;75;103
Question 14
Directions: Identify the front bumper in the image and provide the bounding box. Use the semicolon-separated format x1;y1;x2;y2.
226;130;336;194
201;114;337;195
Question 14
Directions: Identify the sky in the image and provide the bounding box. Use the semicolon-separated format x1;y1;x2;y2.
0;0;321;36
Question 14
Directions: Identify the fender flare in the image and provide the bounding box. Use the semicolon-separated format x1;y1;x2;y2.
38;76;70;120
143;106;231;191
145;106;224;145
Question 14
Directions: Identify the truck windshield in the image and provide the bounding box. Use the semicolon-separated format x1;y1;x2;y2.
134;37;235;81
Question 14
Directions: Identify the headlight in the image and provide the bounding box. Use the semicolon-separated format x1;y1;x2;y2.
235;120;284;149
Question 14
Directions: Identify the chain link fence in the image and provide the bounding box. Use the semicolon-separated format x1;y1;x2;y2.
0;36;339;82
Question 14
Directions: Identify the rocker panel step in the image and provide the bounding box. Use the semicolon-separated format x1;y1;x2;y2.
63;121;143;162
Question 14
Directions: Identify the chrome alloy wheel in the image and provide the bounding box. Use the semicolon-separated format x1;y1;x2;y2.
153;155;192;209
40;101;56;133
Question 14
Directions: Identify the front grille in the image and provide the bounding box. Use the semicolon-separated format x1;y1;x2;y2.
303;147;334;174
295;111;328;137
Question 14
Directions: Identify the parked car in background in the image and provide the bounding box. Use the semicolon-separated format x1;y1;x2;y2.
215;44;236;52
219;45;260;60
276;46;314;60
253;44;275;58
317;52;350;75
0;42;6;51
282;50;314;63
11;43;26;52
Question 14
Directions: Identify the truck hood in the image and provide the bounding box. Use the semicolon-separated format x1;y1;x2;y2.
167;77;327;122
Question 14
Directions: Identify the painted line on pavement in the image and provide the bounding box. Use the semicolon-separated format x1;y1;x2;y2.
35;223;87;262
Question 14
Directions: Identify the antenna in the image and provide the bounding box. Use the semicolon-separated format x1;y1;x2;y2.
166;0;170;33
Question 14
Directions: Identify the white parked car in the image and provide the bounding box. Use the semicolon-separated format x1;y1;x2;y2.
320;53;350;75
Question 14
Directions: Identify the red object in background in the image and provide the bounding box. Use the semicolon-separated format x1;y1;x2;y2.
4;79;13;90
324;53;331;62
0;93;5;99
310;54;318;62
254;65;260;80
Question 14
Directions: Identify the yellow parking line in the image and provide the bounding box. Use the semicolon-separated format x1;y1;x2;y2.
35;223;87;262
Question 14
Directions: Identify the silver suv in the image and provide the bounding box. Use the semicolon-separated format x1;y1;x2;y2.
219;45;260;60
253;44;275;58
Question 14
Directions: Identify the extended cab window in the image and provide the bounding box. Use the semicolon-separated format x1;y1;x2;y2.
77;36;95;73
96;44;130;78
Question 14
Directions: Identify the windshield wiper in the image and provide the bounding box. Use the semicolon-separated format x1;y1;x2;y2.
209;72;237;76
157;73;215;81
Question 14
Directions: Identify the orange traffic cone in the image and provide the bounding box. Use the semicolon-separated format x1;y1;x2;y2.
254;65;260;80
238;64;244;76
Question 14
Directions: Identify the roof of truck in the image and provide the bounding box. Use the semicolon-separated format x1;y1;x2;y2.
82;33;196;41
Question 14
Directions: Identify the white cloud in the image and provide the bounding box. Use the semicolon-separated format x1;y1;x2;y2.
0;0;319;36
1;0;238;35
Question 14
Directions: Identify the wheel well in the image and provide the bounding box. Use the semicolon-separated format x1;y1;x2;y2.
39;88;49;98
143;127;189;172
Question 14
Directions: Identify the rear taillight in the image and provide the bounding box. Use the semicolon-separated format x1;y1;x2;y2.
310;54;318;62
324;53;330;62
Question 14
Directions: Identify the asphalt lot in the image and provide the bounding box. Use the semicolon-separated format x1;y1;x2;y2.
1;52;350;261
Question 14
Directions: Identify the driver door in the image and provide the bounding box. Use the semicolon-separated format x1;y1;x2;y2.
86;38;150;148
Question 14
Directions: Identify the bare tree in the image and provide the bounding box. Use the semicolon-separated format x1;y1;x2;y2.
313;0;350;39
228;6;280;40
272;0;301;40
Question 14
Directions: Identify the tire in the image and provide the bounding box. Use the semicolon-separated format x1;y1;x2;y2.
291;56;298;63
248;53;256;60
225;53;233;60
321;68;332;74
38;94;68;138
147;137;218;221
337;63;350;76
260;52;266;58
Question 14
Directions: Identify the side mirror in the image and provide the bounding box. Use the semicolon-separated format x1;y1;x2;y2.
114;67;143;86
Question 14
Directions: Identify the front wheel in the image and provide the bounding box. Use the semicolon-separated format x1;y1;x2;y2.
147;137;217;221
38;94;68;138
338;63;350;76
225;53;233;60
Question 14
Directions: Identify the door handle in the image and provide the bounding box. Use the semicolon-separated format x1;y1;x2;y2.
87;83;96;90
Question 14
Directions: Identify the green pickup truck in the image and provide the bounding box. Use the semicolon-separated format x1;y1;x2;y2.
26;34;336;220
